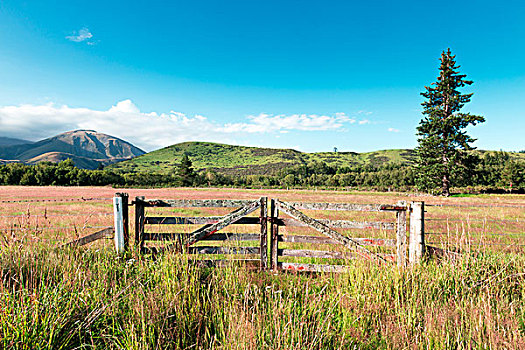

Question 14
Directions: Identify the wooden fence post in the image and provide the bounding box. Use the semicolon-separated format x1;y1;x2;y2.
260;197;268;271
113;196;125;254
269;199;279;271
116;193;129;251
409;201;425;265
135;196;145;253
396;201;407;267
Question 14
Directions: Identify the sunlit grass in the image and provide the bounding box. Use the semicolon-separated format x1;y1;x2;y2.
1;186;525;349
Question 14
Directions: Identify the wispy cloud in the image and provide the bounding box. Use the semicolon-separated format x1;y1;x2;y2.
0;100;367;151
66;27;94;43
221;113;355;133
388;127;400;133
358;119;371;125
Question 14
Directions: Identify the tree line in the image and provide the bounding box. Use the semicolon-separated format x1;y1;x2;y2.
1;152;523;193
0;49;520;194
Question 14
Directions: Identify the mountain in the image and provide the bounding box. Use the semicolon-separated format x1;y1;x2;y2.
0;136;33;147
107;141;418;175
0;130;145;169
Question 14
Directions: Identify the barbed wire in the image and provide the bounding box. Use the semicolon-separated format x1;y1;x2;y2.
427;241;525;247
427;203;525;208
425;218;522;223
0;225;110;232
0;212;112;218
426;231;525;236
0;197;113;204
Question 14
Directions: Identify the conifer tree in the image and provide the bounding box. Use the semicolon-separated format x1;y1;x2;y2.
175;154;195;186
416;49;485;196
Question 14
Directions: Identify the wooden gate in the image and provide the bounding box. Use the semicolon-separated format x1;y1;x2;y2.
269;199;408;272
134;197;268;270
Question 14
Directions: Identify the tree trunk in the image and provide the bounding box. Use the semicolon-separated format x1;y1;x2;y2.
442;173;450;197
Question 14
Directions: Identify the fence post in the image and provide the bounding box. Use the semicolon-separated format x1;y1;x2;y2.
135;196;145;253
396;201;407;268
269;199;279;271
260;197;268;271
116;193;129;251
113;196;125;254
409;201;425;264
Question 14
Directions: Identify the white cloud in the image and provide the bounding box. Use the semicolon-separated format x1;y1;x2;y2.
358;119;371;125
66;28;94;43
0;100;366;151
221;112;355;134
388;127;400;133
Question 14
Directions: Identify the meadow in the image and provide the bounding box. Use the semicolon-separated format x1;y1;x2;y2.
1;186;525;349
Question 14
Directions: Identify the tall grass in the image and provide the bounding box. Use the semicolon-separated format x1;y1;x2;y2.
1;243;525;349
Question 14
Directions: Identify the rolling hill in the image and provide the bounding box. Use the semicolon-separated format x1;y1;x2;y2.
108;141;418;175
0;130;145;169
108;141;525;176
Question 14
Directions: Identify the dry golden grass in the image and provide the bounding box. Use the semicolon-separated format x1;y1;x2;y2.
1;186;524;349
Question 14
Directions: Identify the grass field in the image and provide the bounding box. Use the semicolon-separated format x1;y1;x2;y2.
1;186;525;349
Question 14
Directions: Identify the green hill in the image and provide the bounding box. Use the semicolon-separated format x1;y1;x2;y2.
107;142;417;175
108;142;525;176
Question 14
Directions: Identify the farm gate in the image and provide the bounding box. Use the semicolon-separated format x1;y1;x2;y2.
60;194;426;270
121;195;424;270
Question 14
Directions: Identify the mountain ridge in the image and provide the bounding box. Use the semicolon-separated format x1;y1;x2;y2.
0;130;145;169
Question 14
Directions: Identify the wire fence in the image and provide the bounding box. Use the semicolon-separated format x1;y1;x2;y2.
0;197;113;204
426;203;525;208
0;196;115;247
1;196;523;253
425;201;525;252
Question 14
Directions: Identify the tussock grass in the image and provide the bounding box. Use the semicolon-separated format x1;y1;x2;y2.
1;187;524;348
2;244;525;349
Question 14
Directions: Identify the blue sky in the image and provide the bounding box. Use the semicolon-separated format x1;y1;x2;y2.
0;0;524;152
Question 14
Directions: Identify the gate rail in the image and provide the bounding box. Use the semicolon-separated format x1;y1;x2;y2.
133;196;268;270
269;199;410;272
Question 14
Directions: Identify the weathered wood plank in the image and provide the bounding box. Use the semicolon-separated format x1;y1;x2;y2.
409;202;425;265
145;216;260;225
142;199;255;208
189;246;260;255
278;234;396;247
141;246;260;255
279;248;355;259
285;202;385;212
143;232;260;241
379;204;409;211
113;196;125;253
280;218;395;230
192;259;260;269
116;193;129;250
260;197;268;271
278;262;349;273
396;203;407;267
135;196;145;251
270;199;279;271
186;199;261;246
276;200;390;264
61;227;113;248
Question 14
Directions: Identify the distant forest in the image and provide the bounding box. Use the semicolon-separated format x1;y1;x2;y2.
0;151;523;193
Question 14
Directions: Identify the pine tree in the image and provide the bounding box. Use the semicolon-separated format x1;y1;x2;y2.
175;154;195;186
416;49;485;196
